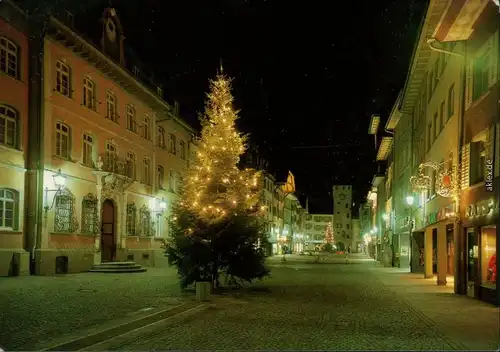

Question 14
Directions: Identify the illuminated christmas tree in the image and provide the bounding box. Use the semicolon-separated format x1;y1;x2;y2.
323;222;334;252
165;70;269;289
178;72;261;222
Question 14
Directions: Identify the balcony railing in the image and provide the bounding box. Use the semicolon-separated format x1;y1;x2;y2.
99;153;133;178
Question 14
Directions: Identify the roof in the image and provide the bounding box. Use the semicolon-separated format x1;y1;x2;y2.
400;0;449;115
376;136;393;161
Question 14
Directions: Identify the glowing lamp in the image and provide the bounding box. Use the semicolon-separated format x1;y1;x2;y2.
406;195;414;206
53;169;66;189
442;175;451;188
382;213;389;221
159;199;167;210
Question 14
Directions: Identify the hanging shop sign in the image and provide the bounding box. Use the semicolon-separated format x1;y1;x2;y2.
465;200;495;218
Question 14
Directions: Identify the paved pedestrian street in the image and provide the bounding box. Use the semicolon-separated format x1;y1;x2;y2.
90;257;499;351
0;267;184;351
1;257;498;351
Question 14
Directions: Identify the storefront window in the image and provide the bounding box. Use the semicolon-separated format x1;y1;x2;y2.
480;225;496;289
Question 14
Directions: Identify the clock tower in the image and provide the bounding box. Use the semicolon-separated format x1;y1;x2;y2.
332;185;353;250
100;7;125;66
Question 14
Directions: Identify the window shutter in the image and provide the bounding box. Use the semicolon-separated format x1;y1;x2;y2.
489;32;498;88
460;143;470;190
465;62;473;110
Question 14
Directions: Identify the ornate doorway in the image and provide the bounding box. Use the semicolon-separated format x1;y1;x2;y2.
101;199;116;262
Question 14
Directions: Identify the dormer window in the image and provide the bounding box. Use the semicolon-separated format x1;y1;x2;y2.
132;66;140;77
156;86;163;98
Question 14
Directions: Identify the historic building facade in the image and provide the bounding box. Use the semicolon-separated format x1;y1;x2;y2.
370;0;500;305
304;213;333;251
31;8;195;275
332;185;353;251
0;0;30;276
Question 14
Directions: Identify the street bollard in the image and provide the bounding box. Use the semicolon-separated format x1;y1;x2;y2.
195;281;211;302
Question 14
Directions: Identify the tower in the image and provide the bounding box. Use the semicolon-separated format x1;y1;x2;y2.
332;185;352;250
100;7;125;66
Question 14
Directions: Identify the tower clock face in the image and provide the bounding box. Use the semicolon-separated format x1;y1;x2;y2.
106;19;116;41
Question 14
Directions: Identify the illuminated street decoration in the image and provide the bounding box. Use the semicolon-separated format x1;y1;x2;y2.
410;161;454;198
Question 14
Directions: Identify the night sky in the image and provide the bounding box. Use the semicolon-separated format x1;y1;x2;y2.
22;0;428;214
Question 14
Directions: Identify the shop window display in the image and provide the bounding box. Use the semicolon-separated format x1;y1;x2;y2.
481;226;496;289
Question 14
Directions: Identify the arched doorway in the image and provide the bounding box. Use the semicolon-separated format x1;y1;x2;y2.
101;199;116;262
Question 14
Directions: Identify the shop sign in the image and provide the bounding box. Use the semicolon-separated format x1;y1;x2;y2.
465;200;494;218
425;204;454;225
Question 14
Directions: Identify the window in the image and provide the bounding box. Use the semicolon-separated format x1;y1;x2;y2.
180;140;186;159
143;158;151;185
106;92;118;122
157;126;165;148
82;133;93;167
55;122;70;159
0;189;16;230
346;224;350;229
105;141;117;172
55;61;70;97
126;203;137;236
82;77;95;110
0;104;17;148
480;225;497;290
169;133;176;154
126;152;136;179
473;51;490;101
132;66;140;76
143;116;150;139
0;37;18;78
169;170;176;192
81;193;98;234
470;140;486;185
54;189;77;233
157;165;164;189
156;86;163;98
126;105;136;132
139;205;152;236
447;84;455;119
439;101;445;132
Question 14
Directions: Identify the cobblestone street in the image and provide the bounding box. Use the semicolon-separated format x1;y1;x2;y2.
92;258;499;351
0;267;183;351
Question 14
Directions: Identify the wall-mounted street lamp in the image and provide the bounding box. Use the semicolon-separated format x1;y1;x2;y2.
406;195;415;206
44;169;67;217
153;198;167;215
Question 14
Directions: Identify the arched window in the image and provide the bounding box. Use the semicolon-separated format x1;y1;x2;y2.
81;193;98;234
157;126;165;148
0;188;18;230
139;205;152;236
0;105;18;148
54;188;77;233
0;36;18;78
126;203;137;236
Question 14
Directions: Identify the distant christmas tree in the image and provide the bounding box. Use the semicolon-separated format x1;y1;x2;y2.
323;222;334;252
164;70;270;289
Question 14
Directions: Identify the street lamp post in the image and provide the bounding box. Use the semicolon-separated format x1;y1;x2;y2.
406;195;415;273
